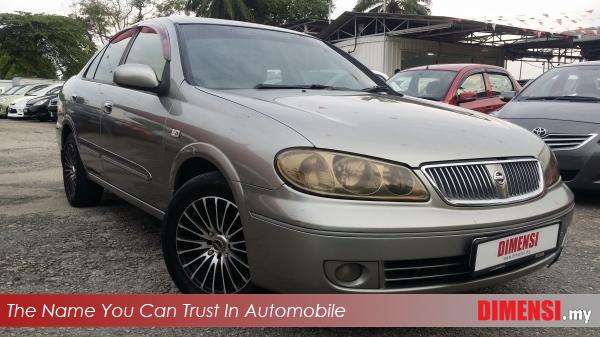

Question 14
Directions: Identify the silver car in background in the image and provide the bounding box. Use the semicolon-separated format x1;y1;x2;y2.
57;17;574;294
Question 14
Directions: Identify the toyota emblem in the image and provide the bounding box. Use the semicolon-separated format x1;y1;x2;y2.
493;171;506;185
532;127;548;138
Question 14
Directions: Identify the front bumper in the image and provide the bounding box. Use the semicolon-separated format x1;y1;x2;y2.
241;181;574;293
554;135;600;190
7;107;26;118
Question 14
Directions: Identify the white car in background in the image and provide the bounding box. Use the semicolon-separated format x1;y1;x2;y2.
7;84;62;119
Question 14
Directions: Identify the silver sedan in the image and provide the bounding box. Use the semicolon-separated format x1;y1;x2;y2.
57;17;574;293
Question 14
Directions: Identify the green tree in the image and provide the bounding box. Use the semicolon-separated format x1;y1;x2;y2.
185;0;251;21
354;0;431;15
185;0;332;25
249;0;332;26
156;0;189;16
0;12;96;79
72;0;156;44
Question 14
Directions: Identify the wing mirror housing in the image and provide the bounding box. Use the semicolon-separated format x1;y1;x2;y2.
457;91;477;103
500;91;516;102
114;64;160;92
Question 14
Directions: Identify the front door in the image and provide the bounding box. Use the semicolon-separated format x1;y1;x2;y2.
456;72;497;113
96;26;171;208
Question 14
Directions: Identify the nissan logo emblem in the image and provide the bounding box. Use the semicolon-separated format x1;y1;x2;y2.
493;171;506;185
532;127;548;138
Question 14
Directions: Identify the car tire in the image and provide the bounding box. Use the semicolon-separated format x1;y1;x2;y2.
162;172;255;294
61;134;103;207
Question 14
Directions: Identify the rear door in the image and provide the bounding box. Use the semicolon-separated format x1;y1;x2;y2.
455;71;497;113
97;25;170;207
66;47;106;175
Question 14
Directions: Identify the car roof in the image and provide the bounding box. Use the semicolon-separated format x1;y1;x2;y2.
402;63;508;72
145;16;310;37
558;60;600;67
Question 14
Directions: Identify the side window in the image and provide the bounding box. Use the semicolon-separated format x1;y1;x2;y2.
458;73;487;98
488;73;514;95
84;47;106;79
94;29;135;82
125;27;166;81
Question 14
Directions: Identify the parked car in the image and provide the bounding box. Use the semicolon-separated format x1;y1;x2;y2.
496;61;600;190
387;64;522;113
46;97;59;122
0;84;51;117
58;17;573;294
24;94;59;122
8;84;62;119
0;85;25;118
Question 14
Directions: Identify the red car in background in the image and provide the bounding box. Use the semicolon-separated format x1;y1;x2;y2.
387;64;522;113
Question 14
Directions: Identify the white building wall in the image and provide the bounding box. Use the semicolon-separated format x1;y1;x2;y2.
334;35;506;77
334;35;386;73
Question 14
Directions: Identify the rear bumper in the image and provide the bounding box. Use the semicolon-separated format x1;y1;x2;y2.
241;182;575;293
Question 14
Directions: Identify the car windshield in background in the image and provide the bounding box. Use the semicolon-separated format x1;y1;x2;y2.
387;70;456;101
3;86;23;95
179;25;377;90
520;65;600;101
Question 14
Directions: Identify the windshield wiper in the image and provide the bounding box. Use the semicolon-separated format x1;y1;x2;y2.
254;84;348;90
555;95;600;102
525;95;600;102
417;96;440;101
362;85;399;95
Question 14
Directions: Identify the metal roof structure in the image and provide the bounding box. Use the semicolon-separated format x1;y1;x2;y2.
282;12;600;62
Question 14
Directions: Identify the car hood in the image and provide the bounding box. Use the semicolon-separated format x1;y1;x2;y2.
206;89;545;167
497;100;600;124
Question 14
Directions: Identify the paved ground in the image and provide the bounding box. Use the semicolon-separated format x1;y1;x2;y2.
0;119;598;336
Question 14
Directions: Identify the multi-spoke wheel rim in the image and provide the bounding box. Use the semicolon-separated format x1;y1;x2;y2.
62;143;77;198
176;196;250;294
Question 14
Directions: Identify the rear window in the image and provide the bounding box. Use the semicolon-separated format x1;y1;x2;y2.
387;70;456;101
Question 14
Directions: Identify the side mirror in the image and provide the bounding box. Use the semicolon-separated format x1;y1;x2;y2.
457;91;477;103
114;64;159;91
499;91;516;102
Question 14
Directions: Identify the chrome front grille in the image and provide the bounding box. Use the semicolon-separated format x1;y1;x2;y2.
422;159;543;206
384;256;470;288
541;134;596;151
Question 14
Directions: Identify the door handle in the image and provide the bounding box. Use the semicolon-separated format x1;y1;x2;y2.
103;101;113;114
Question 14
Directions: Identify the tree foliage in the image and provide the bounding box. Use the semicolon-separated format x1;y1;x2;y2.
72;0;156;44
354;0;431;15
185;0;332;25
0;12;96;79
249;0;331;26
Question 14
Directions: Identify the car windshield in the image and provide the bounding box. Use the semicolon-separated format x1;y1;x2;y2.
3;86;23;95
31;85;55;96
179;24;377;90
520;65;600;100
14;86;36;95
387;70;456;101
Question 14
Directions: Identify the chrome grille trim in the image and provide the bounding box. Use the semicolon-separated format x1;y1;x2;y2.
542;133;597;151
422;158;543;206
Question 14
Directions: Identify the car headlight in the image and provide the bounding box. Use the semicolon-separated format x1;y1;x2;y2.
32;99;47;106
276;149;429;201
539;145;560;188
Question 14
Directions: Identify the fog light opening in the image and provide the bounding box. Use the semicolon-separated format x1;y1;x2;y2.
334;263;363;283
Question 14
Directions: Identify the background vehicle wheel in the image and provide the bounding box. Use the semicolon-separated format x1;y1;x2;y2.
163;172;254;294
61;134;103;207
